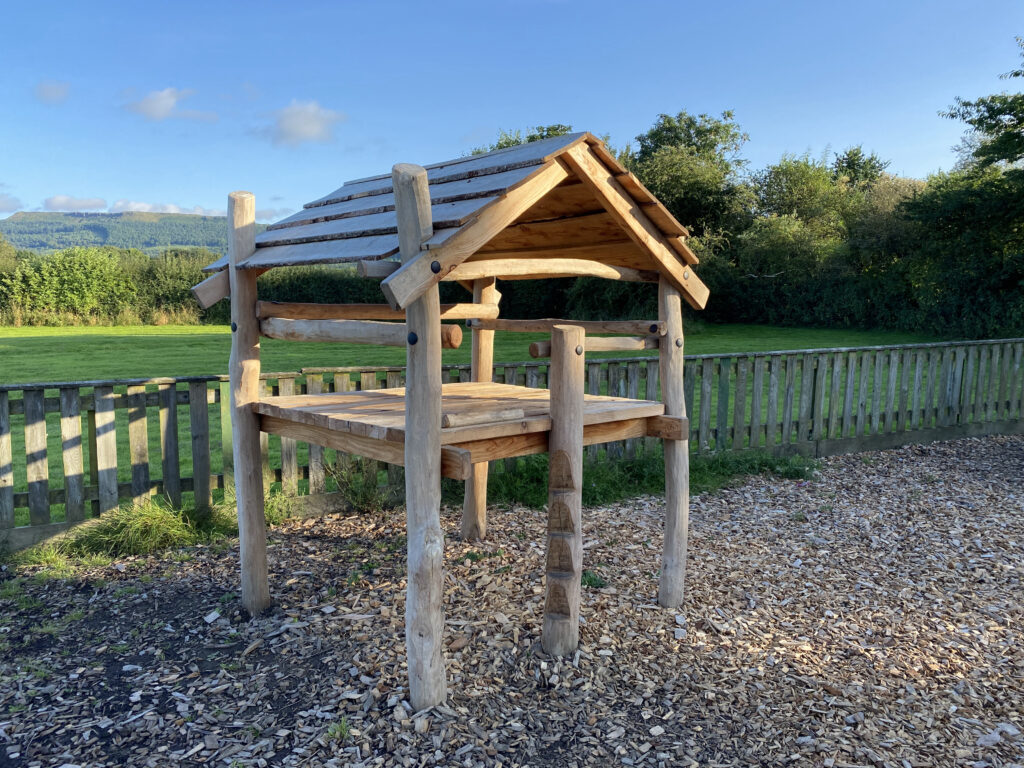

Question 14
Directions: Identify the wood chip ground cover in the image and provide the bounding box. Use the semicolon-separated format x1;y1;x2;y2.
0;435;1021;768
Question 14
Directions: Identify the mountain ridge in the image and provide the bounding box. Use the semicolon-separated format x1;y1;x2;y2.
0;211;267;255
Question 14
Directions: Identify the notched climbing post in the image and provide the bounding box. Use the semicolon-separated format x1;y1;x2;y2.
542;324;585;656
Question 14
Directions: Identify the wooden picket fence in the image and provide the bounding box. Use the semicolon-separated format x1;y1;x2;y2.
1;337;1022;551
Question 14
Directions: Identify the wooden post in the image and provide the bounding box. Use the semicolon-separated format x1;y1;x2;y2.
24;389;50;526
542;324;585;656
462;277;499;540
658;279;689;608
127;384;151;506
228;191;271;617
158;383;182;508
93;386;119;515
0;392;14;528
59;387;85;524
394;163;446;710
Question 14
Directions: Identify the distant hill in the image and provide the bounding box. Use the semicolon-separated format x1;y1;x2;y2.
0;211;266;255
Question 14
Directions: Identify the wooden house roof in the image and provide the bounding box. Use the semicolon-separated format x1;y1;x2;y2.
201;132;709;310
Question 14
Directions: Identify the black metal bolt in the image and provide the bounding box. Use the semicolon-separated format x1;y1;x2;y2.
407;332;418;345
649;324;658;334
430;260;441;274
675;338;683;348
575;345;584;356
231;322;237;332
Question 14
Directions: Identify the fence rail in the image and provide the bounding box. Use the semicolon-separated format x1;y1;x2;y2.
1;338;1022;551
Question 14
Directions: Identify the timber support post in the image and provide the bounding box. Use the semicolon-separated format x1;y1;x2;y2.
228;191;272;617
462;277;500;540
542;324;585;656
394;163;447;710
657;277;689;608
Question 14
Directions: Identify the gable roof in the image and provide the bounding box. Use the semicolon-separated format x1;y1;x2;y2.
199;132;709;310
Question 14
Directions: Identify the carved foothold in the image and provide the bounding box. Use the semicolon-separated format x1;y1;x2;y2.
547;497;576;533
546;534;576;573
546;582;571;615
549;450;575;491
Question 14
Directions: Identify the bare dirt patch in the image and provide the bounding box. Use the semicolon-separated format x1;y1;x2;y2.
0;435;1021;767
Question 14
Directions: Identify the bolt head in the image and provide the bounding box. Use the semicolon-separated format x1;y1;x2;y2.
430;260;441;274
575;345;584;356
650;324;658;334
407;332;418;345
230;322;237;332
675;338;683;348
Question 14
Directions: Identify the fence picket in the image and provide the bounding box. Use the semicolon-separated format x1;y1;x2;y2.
797;355;813;443
308;375;327;494
219;381;233;481
127;385;151;505
333;373;354;472
189;382;211;509
811;353;827;441
883;351;899;433
767;355;781;449
856;352;870;436
258;379;272;485
386;371;404;487
716;358;732;451
0;392;13;527
58;387;85;524
626;362;641;458
750;357;764;448
951;348;966;426
842;351;856;438
23;389;49;526
93;386;119;515
912;351;925;429
782;355;796;445
827;352;842;439
158;383;181;508
733;358;747;450
278;377;298;496
699;359;713;453
997;343;1010;419
973;346;989;423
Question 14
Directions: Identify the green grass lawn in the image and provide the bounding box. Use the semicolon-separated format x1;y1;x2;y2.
0;322;947;385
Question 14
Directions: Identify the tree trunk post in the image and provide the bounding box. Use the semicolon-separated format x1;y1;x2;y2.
394;163;447;710
542;324;585;656
658;278;689;608
228;191;271;617
462;277;500;540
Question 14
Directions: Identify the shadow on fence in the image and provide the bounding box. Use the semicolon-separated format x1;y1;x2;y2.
1;338;1022;551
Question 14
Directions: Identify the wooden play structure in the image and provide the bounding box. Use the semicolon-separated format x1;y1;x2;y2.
191;133;709;709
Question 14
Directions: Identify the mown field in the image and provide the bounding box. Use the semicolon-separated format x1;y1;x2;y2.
0;323;946;384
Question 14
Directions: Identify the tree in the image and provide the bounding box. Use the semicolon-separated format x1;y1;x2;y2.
944;37;1024;168
832;146;889;185
473;124;573;154
625;110;753;238
0;233;16;273
753;155;847;239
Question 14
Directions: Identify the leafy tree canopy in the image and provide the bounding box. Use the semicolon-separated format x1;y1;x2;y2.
473;124;574;154
944;37;1024;168
631;110;748;172
832;146;890;186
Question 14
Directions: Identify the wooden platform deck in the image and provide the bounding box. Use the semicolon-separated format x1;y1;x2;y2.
255;383;682;480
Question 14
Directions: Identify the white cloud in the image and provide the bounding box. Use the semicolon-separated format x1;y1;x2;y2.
125;88;217;122
44;195;107;212
256;207;294;222
109;200;225;216
35;80;70;104
269;99;345;146
0;193;22;212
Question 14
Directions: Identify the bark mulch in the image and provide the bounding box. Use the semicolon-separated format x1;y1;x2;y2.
0;435;1021;768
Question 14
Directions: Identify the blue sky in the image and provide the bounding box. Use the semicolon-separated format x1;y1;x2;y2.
0;0;1019;222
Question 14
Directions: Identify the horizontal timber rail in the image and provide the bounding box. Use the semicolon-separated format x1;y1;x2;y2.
1;337;1021;551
